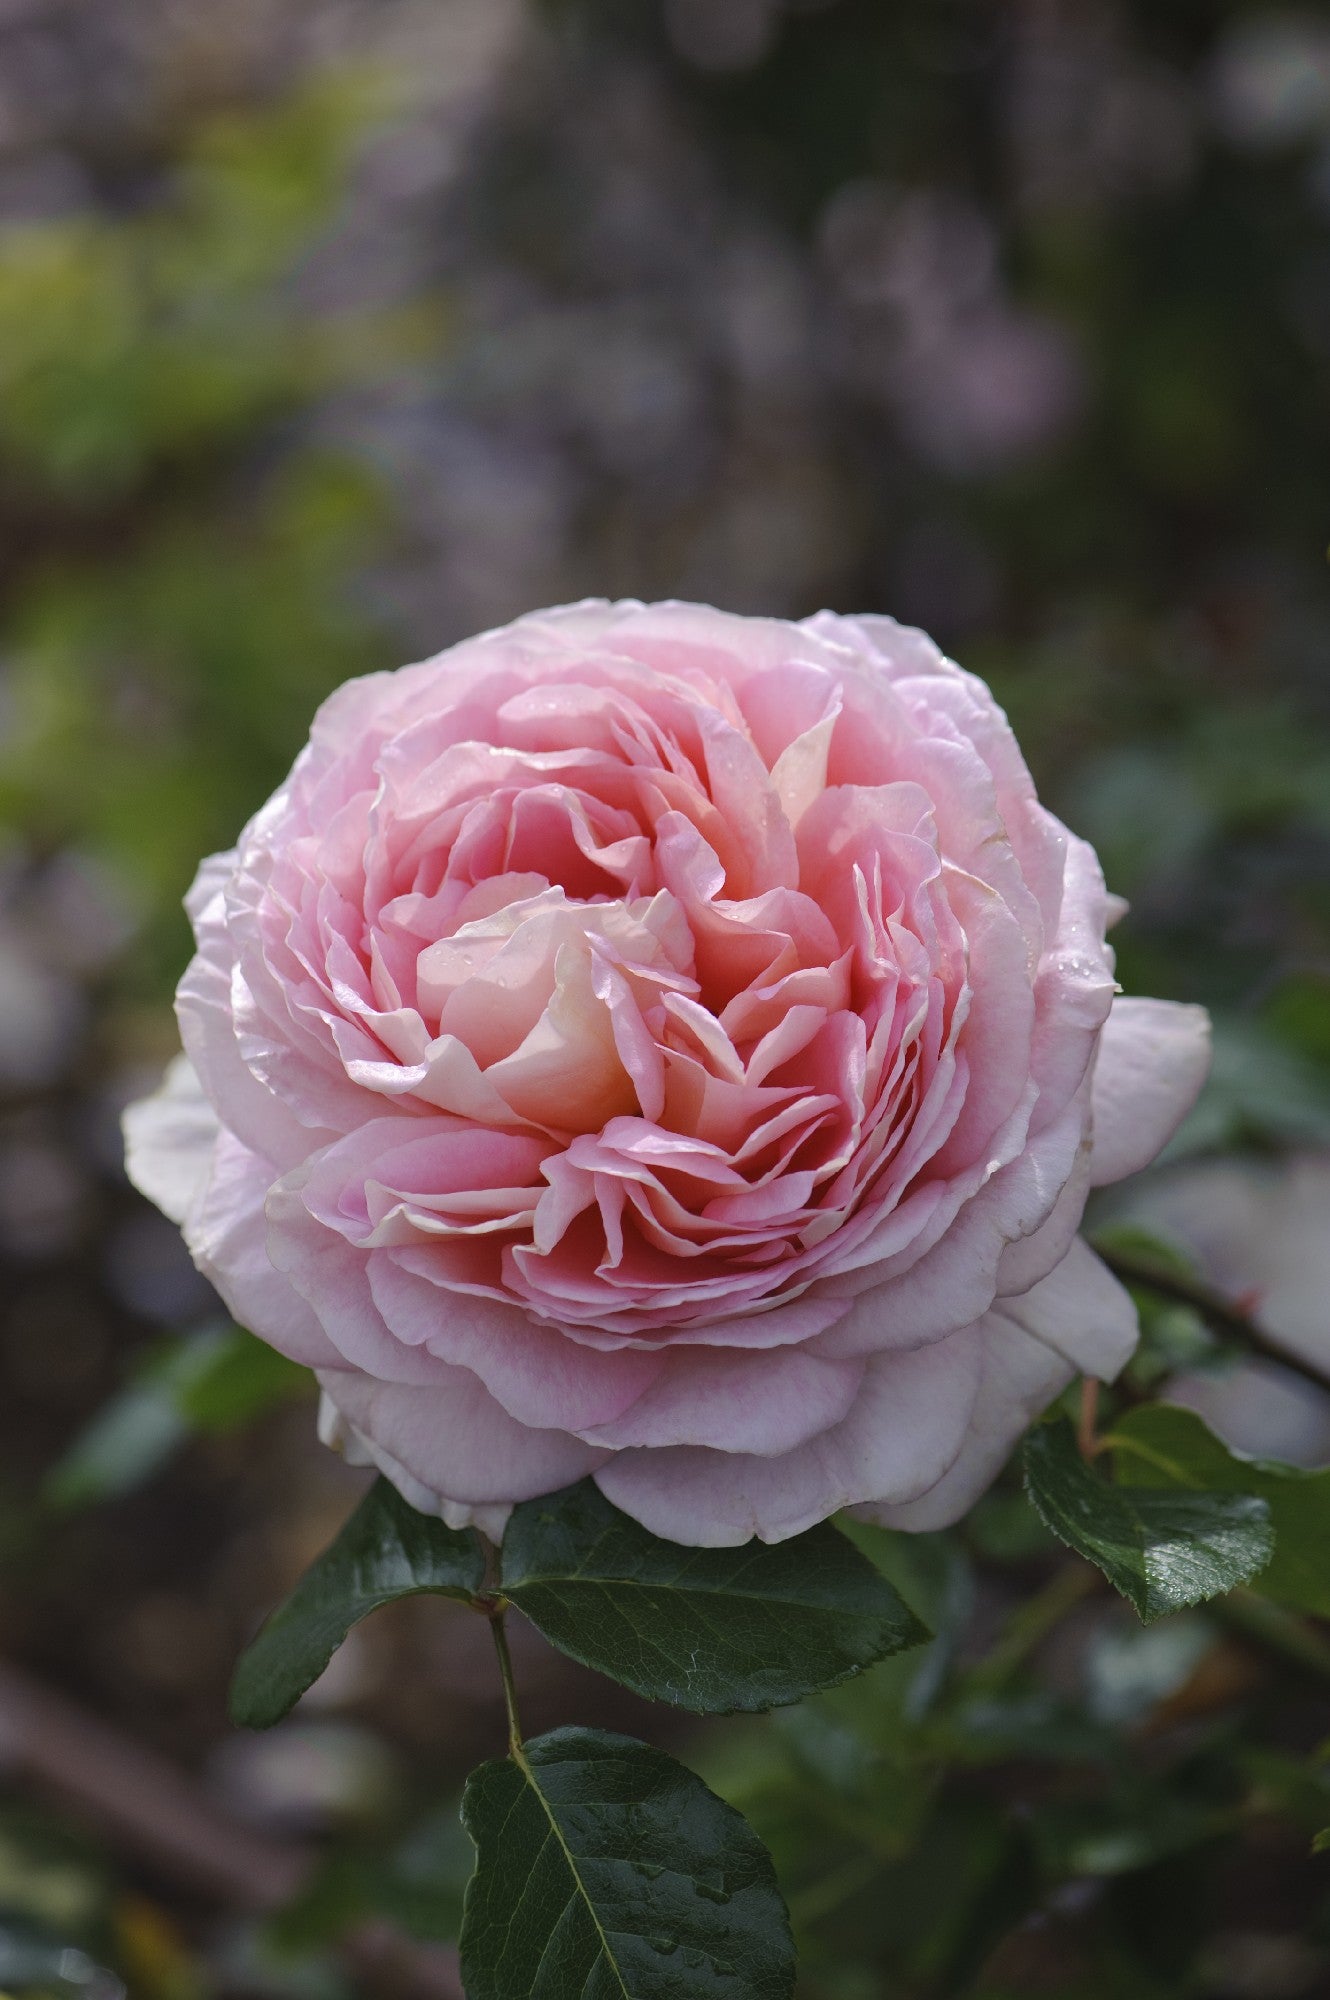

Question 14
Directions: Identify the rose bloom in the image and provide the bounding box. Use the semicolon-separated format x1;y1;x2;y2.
125;601;1209;1545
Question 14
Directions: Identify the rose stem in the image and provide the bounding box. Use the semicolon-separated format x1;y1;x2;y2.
1078;1375;1101;1459
970;1563;1100;1689
488;1605;525;1756
1214;1589;1330;1686
1096;1242;1330;1399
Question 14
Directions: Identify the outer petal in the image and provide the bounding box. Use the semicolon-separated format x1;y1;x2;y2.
854;1313;1071;1532
861;1237;1139;1530
123;1054;219;1226
593;1330;983;1546
1007;1235;1140;1378
317;1393;514;1542
315;1364;608;1517
993;1080;1093;1296
183;1132;340;1367
574;1345;866;1455
175;880;329;1171
1090;997;1212;1187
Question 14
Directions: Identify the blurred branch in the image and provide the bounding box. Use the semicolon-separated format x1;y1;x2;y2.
1214;1590;1330;1687
0;1658;463;1999
1097;1244;1330;1401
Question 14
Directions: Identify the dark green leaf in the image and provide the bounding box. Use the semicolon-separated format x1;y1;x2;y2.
1022;1418;1274;1622
230;1478;485;1728
44;1323;308;1510
459;1727;794;2000
500;1479;928;1713
833;1519;973;1724
1108;1403;1330;1619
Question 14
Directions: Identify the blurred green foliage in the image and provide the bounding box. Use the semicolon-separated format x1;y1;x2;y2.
44;1324;309;1512
0;76;430;991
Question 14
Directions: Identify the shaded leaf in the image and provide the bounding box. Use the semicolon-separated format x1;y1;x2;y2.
231;1479;485;1728
1022;1418;1273;1622
500;1479;928;1713
1028;1790;1235;1879
1108;1403;1330;1620
460;1726;794;2000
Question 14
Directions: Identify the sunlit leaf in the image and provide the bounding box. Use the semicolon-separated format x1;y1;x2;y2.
1108;1403;1330;1619
1023;1418;1274;1622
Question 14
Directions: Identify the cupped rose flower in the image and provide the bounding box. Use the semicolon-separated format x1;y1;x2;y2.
124;601;1210;1545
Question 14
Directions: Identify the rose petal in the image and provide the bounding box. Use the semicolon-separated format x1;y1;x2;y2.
594;1330;982;1545
184;1133;338;1368
576;1344;866;1454
317;1364;608;1511
123;1054;219;1226
1090;998;1212;1186
859;1235;1138;1530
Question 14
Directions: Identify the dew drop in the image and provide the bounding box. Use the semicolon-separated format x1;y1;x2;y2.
694;1879;731;1904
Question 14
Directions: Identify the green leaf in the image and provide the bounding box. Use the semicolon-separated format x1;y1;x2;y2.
459;1727;794;2000
230;1479;485;1728
1022;1418;1274;1622
177;1328;310;1430
44;1323;308;1509
1313;1827;1330;1856
1107;1403;1330;1620
499;1479;929;1713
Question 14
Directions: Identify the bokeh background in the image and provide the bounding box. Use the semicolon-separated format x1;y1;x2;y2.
2;2;1330;1995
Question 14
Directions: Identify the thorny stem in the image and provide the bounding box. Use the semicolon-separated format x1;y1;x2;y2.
1096;1242;1330;1401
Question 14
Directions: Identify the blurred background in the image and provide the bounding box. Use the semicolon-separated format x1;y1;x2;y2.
2;1;1330;1995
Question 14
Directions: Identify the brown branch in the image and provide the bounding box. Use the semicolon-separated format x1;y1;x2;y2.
0;1657;464;1999
1096;1243;1330;1402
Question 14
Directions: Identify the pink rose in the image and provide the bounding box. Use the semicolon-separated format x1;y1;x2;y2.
125;601;1209;1545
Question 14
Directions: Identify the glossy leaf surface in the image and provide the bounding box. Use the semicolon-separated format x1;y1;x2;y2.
460;1726;794;2000
1109;1402;1330;1618
500;1479;929;1713
231;1477;485;1727
1023;1417;1274;1622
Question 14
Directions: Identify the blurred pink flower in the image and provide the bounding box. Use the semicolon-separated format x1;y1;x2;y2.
125;601;1208;1543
